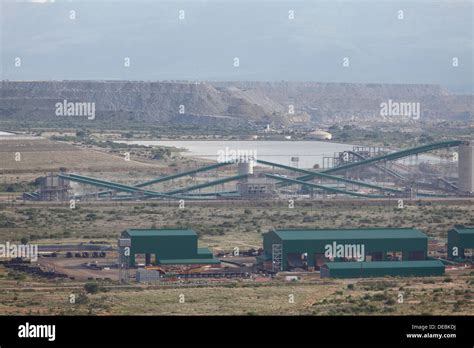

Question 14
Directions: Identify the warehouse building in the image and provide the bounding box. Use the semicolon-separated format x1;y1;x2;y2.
120;228;220;267
258;228;429;272
448;225;474;259
320;260;445;278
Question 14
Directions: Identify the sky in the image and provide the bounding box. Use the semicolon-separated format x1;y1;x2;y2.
1;0;473;93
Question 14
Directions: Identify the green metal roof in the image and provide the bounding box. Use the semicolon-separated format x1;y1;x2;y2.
273;228;426;241
197;247;213;254
452;226;474;234
322;260;444;269
158;258;221;265
124;228;196;237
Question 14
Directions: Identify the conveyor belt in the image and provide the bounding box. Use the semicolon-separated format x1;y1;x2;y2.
257;160;402;193
166;175;247;195
135;161;234;188
265;174;384;198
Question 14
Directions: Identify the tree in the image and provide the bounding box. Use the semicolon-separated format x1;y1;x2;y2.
76;129;88;138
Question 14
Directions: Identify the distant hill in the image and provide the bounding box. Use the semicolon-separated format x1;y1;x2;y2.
0;80;472;126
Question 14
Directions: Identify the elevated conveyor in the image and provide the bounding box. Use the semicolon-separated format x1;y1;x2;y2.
265;174;384;198
93;161;235;197
135;161;234;188
59;174;208;200
166;175;247;195
257;159;402;194
278;140;464;184
301;140;466;183
346;151;406;180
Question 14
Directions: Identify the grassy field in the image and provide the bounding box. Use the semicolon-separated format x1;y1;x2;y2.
0;269;471;315
0;200;472;251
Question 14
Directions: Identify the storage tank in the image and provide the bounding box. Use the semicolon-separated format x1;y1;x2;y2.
308;130;332;140
238;160;254;175
459;143;474;193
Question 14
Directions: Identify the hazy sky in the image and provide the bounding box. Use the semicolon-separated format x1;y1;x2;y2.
1;0;473;93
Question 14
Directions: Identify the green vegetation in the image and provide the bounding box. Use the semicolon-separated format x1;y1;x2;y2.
327;121;471;148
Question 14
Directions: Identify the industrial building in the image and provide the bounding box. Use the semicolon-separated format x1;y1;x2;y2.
23;173;70;201
237;175;276;198
320;260;445;278
259;228;429;272
120;228;220;267
136;268;163;282
448;225;474;259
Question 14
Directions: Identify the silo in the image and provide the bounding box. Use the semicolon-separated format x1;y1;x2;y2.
459;143;474;193
238;160;254;175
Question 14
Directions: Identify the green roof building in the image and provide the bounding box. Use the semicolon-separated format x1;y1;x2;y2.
320;260;445;278
260;228;428;272
448;225;474;259
121;228;219;266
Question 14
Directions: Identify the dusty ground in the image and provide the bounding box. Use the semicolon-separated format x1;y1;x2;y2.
38;257;119;281
0;265;471;315
0;137;164;175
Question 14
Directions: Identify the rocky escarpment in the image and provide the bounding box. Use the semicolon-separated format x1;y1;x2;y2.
0;80;471;126
211;81;473;122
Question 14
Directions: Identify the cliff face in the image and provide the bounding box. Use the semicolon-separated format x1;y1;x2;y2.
0;80;471;126
211;81;473;122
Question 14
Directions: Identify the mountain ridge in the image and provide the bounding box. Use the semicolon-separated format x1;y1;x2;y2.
1;80;472;126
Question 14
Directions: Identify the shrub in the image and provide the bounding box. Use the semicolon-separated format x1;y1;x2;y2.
84;282;99;294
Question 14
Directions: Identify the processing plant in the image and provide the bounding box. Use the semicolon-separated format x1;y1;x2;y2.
23;140;474;202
